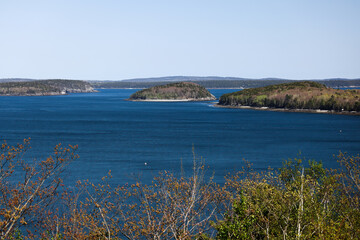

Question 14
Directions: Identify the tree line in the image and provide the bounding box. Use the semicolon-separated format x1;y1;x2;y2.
90;79;360;89
0;80;93;96
219;81;360;112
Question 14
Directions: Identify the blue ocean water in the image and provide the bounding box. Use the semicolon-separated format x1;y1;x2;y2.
0;89;359;185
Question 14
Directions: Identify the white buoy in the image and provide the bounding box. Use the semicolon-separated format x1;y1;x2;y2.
144;162;147;166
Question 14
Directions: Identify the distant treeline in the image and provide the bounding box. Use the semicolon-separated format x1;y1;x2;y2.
2;77;359;89
219;81;360;112
0;80;94;96
90;79;360;89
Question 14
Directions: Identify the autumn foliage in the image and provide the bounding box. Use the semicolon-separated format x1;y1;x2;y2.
0;140;359;239
0;139;78;239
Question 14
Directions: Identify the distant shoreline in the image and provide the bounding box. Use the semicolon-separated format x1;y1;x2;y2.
96;86;360;90
214;104;360;116
97;88;245;90
127;98;215;102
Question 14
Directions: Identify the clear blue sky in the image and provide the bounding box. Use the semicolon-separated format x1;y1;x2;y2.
1;0;359;80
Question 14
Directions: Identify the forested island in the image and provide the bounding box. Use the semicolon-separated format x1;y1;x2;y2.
128;82;216;101
218;81;360;113
0;80;95;96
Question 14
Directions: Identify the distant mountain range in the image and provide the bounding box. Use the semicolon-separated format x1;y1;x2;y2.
3;76;360;83
118;76;360;83
0;78;39;83
90;77;360;89
121;76;256;82
1;77;360;89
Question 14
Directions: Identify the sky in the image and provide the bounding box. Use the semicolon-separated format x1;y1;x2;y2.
0;0;359;80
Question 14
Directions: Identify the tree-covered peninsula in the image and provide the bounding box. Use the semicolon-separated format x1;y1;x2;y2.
128;82;216;101
0;80;95;96
218;81;360;113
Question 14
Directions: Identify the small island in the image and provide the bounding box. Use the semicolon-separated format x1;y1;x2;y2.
218;81;360;114
0;80;96;96
128;82;216;101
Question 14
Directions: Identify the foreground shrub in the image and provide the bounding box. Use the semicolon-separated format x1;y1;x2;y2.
216;156;360;239
0;139;78;239
1;140;359;239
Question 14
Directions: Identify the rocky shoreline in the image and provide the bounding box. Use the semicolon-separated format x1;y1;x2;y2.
214;104;360;115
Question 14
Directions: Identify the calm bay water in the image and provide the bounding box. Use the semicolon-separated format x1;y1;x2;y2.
1;89;359;185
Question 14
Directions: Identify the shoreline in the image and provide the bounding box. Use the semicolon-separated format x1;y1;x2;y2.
95;86;360;90
0;90;98;97
214;104;360;116
127;98;216;102
96;87;244;90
